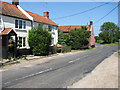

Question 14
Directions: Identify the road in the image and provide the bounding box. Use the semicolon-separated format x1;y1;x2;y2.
2;44;119;88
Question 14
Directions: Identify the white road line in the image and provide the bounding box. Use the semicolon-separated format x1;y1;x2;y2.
4;68;52;85
68;58;80;63
68;55;89;64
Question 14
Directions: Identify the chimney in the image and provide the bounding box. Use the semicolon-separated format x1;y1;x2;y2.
43;11;49;19
90;21;93;25
12;0;19;6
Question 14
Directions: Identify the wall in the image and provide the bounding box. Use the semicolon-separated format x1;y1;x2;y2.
2;15;58;51
33;22;58;45
2;15;32;49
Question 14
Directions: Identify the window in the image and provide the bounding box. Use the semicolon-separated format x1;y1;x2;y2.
23;37;26;47
38;23;40;26
19;20;22;29
51;38;54;45
19;37;22;47
55;26;58;30
23;21;26;29
18;37;26;48
48;25;52;31
15;20;26;29
15;20;18;28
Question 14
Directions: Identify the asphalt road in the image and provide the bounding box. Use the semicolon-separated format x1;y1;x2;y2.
2;44;119;88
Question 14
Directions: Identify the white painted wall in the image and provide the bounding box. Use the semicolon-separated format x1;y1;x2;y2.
33;22;58;46
2;15;32;49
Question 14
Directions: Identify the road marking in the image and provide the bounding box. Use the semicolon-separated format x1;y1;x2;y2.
4;68;52;85
68;58;80;63
68;55;89;64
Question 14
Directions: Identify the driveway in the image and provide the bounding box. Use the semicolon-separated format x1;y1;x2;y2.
2;44;119;88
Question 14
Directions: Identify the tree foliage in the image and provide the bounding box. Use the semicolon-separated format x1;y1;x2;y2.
28;26;52;56
99;22;120;43
58;30;66;46
65;26;91;50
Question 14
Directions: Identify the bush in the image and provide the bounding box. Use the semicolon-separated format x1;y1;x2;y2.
49;45;58;54
61;46;71;53
28;26;52;56
65;26;91;50
96;40;104;44
8;57;11;61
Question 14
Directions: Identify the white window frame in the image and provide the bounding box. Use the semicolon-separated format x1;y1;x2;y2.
18;37;26;48
15;19;19;29
15;19;26;29
23;21;26;29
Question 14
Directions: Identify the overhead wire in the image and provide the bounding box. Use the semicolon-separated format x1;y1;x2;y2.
94;2;120;24
51;0;115;20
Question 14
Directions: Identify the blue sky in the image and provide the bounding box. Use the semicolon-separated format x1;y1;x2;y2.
18;2;118;36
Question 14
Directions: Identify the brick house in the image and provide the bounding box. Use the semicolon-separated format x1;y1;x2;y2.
0;0;58;58
59;21;95;47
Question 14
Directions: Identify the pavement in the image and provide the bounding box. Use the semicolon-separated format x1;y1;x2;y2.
1;44;119;88
68;52;119;88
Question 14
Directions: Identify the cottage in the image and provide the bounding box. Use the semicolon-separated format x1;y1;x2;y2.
59;21;95;47
0;0;58;58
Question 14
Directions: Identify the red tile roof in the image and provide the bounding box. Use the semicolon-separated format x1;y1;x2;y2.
59;25;90;32
0;28;13;35
1;1;58;26
26;10;58;26
1;1;29;20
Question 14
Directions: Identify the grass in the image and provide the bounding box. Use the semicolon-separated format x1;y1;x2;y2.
80;47;94;51
71;47;94;52
104;42;120;46
0;58;3;61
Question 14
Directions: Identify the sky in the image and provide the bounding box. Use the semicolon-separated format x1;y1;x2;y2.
10;1;119;36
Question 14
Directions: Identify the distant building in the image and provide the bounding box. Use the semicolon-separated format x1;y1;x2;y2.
59;21;95;48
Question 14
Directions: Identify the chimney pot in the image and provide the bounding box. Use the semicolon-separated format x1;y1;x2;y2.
12;0;19;6
90;21;93;25
43;11;49;19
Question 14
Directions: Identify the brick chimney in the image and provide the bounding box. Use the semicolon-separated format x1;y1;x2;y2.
90;21;93;25
43;11;49;19
12;0;19;6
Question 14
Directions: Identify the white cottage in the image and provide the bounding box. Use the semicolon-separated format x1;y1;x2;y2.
0;0;58;58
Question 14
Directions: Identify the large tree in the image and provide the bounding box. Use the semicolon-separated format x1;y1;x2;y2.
99;22;120;43
65;26;91;50
28;26;52;56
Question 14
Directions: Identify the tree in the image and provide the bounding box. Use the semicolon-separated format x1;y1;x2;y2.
99;22;120;43
95;36;99;42
65;26;91;50
28;26;52;56
58;30;66;46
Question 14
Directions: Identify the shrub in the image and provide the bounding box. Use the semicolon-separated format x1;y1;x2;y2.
0;58;3;61
65;26;91;50
49;45;58;54
23;57;28;60
61;46;71;53
13;58;17;61
96;40;104;44
8;57;11;61
28;26;52;56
